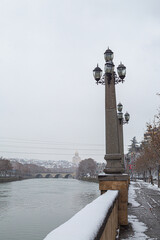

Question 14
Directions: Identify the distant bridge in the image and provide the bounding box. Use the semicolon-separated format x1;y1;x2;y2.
34;172;76;179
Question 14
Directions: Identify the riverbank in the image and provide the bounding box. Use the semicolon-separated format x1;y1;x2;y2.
0;176;31;183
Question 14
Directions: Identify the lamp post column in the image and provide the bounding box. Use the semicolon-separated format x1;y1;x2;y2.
118;118;125;170
104;73;125;174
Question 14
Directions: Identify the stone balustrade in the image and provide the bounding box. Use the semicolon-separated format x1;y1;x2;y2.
44;190;119;240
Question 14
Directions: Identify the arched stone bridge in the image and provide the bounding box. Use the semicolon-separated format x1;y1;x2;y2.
34;172;76;179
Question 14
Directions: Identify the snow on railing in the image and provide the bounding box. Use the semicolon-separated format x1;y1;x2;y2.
44;190;119;240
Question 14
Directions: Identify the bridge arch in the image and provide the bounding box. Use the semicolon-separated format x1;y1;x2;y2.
55;174;63;178
35;174;43;178
64;174;73;179
45;174;53;178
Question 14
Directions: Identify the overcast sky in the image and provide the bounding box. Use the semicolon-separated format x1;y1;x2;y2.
0;0;160;162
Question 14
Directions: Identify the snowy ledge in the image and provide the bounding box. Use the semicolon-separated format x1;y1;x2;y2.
44;190;119;240
98;173;128;176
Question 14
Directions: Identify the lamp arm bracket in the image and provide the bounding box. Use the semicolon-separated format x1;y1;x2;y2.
96;73;125;85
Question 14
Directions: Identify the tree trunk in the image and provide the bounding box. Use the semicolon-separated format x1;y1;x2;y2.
158;165;160;188
143;171;146;182
149;168;154;185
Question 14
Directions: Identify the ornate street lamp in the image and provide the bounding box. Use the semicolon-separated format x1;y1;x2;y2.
117;103;130;124
93;48;129;174
95;48;130;226
93;48;126;85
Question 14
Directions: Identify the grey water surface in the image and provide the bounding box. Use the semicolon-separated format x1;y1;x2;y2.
0;179;99;240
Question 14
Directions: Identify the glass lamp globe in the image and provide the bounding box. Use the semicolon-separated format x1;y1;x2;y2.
117;62;126;80
93;64;102;82
118;112;123;120
104;61;115;74
117;102;123;112
124;112;130;122
104;48;114;62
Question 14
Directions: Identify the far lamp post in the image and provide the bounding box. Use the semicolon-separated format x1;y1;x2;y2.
117;102;130;170
117;103;130;125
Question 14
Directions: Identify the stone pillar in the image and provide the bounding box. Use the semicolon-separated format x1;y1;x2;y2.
104;74;124;174
99;174;129;225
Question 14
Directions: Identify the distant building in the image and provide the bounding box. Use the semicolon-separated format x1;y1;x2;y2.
72;151;81;165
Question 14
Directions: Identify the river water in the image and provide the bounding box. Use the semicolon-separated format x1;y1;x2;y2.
0;179;99;240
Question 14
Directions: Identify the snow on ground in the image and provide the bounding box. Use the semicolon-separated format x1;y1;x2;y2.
137;180;160;192
44;190;118;240
121;181;159;240
128;182;140;207
126;215;157;240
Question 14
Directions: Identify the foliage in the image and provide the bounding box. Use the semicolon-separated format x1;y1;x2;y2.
0;158;48;177
0;157;13;176
77;158;97;179
135;110;160;183
11;161;47;176
128;136;140;153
